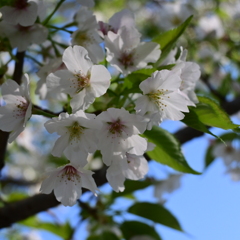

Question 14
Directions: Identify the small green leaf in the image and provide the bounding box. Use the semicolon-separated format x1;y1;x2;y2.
143;126;200;174
20;217;74;239
128;202;182;231
194;96;239;130
153;15;193;65
120;221;162;240
112;179;153;199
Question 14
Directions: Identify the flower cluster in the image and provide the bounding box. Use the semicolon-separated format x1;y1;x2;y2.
0;6;201;206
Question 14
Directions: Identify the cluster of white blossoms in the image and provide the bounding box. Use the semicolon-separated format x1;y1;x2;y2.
213;141;240;181
0;6;201;206
0;0;48;52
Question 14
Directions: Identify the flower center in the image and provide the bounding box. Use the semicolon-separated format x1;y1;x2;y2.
74;31;92;46
72;72;90;93
58;165;81;183
67;121;84;143
13;98;28;119
14;0;28;9
118;51;134;69
108;118;125;136
147;89;170;110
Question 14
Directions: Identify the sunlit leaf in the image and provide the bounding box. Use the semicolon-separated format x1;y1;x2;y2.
143;126;200;174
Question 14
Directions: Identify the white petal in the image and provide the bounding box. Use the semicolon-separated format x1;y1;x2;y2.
63;46;93;75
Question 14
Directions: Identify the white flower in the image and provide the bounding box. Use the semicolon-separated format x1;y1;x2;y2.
196;14;224;39
227;168;240;181
98;9;135;37
106;152;149;192
105;26;161;75
135;69;190;125
96;108;148;166
0;21;48;52
44;110;102;167
35;58;66;100
212;142;240;167
0;0;38;26
154;174;182;203
40;163;98;206
156;3;192;30
172;48;201;105
0;74;32;143
46;45;111;112
71;7;104;63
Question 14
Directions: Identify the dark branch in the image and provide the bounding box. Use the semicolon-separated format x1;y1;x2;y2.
0;51;25;173
0;95;240;229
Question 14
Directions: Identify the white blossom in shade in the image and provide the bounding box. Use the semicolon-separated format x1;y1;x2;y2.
106;152;149;192
46;45;111;112
227;168;240;181
44;110;102;167
0;74;32;143
195;14;224;39
212;141;240;167
71;7;104;63
98;9;135;37
96;108;148;166
156;3;192;30
0;0;38;27
105;26;161;75
35;58;66;100
135;69;190;124
171;48;201;105
154;174;182;203
40;163;98;206
0;21;48;52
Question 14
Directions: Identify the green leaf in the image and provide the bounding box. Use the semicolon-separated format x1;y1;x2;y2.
193;96;239;130
143;126;200;174
20;217;74;239
87;231;120;240
112;179;153;199
153;15;193;65
182;106;222;140
128;202;182;231
120;221;162;240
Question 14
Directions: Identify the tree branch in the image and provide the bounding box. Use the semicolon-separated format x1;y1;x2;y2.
0;96;240;229
0;51;25;174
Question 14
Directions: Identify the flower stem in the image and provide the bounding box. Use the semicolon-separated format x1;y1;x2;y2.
42;0;65;26
32;105;58;118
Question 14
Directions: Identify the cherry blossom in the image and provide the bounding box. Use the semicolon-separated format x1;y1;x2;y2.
172;48;201;105
105;26;161;75
0;74;32;143
40;163;98;206
44;110;102;167
71;7;104;63
96;108;148;166
106;152;149;192
154;174;182;203
46;45;111;112
35;58;66;100
0;21;48;52
98;9;135;37
0;0;38;27
135;69;190;126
